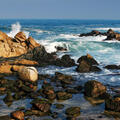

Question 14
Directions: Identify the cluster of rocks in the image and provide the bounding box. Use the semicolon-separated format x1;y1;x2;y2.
79;29;120;41
0;30;120;119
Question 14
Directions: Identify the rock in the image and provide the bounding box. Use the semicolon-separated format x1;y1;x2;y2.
76;54;101;73
55;46;67;52
42;83;56;100
26;36;40;49
84;80;106;98
77;54;98;66
105;29;120;41
55;55;76;67
76;61;101;73
11;111;24;120
56;91;72;100
104;65;120;69
54;72;74;84
79;30;102;37
31;98;51;113
65;107;80;118
54;104;64;109
14;32;26;42
0;64;12;74
4;92;14;103
105;96;120;112
18;67;38;82
65;88;79;94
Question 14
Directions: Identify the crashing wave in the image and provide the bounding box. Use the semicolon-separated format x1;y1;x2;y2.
8;22;29;38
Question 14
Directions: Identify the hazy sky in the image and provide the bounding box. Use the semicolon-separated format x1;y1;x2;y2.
0;0;119;19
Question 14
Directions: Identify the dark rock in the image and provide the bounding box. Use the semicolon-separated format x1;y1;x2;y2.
31;98;51;113
54;103;64;109
65;107;80;118
65;88;79;94
105;96;120;112
53;72;74;85
56;91;72;100
55;55;76;67
76;54;101;73
79;30;102;37
55;46;67;52
51;112;58;119
77;54;98;66
104;65;120;69
84;80;106;98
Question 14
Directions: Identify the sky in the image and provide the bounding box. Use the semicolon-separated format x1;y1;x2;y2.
0;0;120;19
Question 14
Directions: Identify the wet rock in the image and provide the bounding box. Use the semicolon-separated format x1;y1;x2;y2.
65;88;79;94
77;54;98;66
79;30;102;37
55;55;76;67
56;91;72;100
104;65;120;69
54;104;64;109
105;96;120;112
18;67;38;82
51;112;58;119
84;80;106;98
11;111;24;120
31;98;51;113
76;60;101;73
0;115;10;120
3;92;14;103
65;107;80;118
55;46;67;52
53;72;74;84
76;54;101;73
24;110;48;116
105;29;120;41
42;83;56;100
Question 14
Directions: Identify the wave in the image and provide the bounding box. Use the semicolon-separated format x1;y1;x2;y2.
90;27;120;31
7;22;29;38
33;29;51;34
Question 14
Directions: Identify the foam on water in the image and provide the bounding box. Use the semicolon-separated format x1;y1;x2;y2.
90;27;120;32
8;22;29;38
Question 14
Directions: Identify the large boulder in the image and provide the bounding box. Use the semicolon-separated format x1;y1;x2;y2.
76;54;101;73
18;67;38;82
11;111;24;120
84;80;106;98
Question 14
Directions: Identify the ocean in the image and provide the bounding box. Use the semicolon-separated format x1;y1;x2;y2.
0;19;120;119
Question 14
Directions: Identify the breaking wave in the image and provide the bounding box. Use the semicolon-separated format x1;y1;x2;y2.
7;22;29;38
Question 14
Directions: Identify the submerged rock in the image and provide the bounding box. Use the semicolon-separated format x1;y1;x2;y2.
104;65;120;69
55;46;67;52
31;98;51;112
18;67;38;82
84;80;106;98
56;91;72;100
65;107;80;118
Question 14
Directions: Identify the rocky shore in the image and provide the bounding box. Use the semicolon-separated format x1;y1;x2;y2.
0;30;120;120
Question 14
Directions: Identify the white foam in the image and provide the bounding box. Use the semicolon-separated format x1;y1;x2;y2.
39;40;69;53
33;29;52;34
90;27;120;31
8;22;29;38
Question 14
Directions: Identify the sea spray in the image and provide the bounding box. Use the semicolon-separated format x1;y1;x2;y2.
8;22;29;38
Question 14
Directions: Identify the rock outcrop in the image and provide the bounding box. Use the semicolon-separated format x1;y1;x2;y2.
76;54;101;73
0;31;41;58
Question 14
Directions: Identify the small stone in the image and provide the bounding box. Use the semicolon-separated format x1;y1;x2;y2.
54;104;64;109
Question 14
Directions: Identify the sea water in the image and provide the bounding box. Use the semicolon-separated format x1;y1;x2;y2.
0;19;120;119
